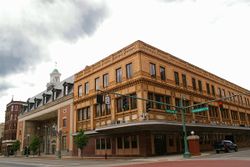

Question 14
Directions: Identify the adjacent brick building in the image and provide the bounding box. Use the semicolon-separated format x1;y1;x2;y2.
2;100;26;155
17;69;75;156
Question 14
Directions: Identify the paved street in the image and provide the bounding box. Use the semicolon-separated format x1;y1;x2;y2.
0;148;250;167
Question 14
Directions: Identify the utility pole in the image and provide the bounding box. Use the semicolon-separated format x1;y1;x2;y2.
180;95;191;158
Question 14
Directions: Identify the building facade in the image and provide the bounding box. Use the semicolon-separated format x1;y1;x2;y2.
2;100;26;155
17;69;75;156
0;123;5;154
74;40;250;157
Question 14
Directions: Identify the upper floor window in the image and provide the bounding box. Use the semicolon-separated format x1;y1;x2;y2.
198;80;202;93
222;89;226;97
64;85;68;95
63;118;67;127
206;83;210;95
182;74;187;88
174;71;179;86
211;85;215;96
150;63;156;77
192;78;196;90
95;77;100;91
84;82;89;95
126;63;132;79
160;66;166;80
103;73;109;88
78;85;82;97
116;68;122;83
218;88;222;97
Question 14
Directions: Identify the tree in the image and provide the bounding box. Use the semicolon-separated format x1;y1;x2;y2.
73;129;88;158
29;136;40;156
12;140;21;156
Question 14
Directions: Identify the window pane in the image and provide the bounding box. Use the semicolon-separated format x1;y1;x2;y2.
124;136;130;148
160;67;166;80
96;138;100;150
85;82;89;94
150;63;156;77
126;63;132;79
106;138;111;149
78;85;82;97
103;74;109;88
101;138;105;149
116;68;122;82
192;78;196;90
174;72;179;85
95;77;100;90
182;74;187;87
131;135;138;148
117;137;123;149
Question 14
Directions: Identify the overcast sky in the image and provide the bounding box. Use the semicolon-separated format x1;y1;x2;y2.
1;0;250;122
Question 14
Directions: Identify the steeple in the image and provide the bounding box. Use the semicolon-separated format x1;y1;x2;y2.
47;67;61;91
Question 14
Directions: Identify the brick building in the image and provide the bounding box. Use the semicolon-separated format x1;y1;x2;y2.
0;123;5;154
2;100;26;155
74;40;250;157
17;69;75;156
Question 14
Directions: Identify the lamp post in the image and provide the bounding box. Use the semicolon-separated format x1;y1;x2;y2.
52;124;62;159
180;95;191;158
37;127;41;156
26;134;30;157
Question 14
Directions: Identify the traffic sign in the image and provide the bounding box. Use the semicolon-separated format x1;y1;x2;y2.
105;95;110;105
166;109;177;114
192;107;208;113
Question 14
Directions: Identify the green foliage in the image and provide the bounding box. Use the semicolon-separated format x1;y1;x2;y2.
29;136;40;155
12;140;21;155
74;129;88;157
74;129;88;149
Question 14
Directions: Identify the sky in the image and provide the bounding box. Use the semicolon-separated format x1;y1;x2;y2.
1;0;250;123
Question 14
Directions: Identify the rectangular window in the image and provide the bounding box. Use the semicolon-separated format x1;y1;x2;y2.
116;68;122;83
130;93;137;109
206;83;210;95
124;136;130;149
150;63;156;77
117;137;123;149
198;80;202;93
218;88;222;97
174;72;179;86
126;63;132;79
106;138;111;149
63;118;67;127
160;66;166;80
78;85;82;97
222;89;226;97
192;78;196;90
211;85;215;96
116;97;123;113
101;138;106;149
182;74;187;88
131;135;138;148
95;77;100;91
228;91;232;101
95;104;102;117
103;73;109;88
77;109;82;121
96;138;100;150
84;82;89;95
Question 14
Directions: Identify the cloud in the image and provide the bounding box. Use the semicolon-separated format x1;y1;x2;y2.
0;81;15;97
0;0;108;77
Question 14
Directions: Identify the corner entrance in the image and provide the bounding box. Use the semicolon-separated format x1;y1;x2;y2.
154;134;166;155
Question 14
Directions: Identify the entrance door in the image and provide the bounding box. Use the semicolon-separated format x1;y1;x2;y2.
154;134;167;155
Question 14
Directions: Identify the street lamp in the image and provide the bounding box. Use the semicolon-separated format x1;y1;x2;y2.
25;134;30;157
37;127;41;156
180;95;191;158
52;124;62;159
